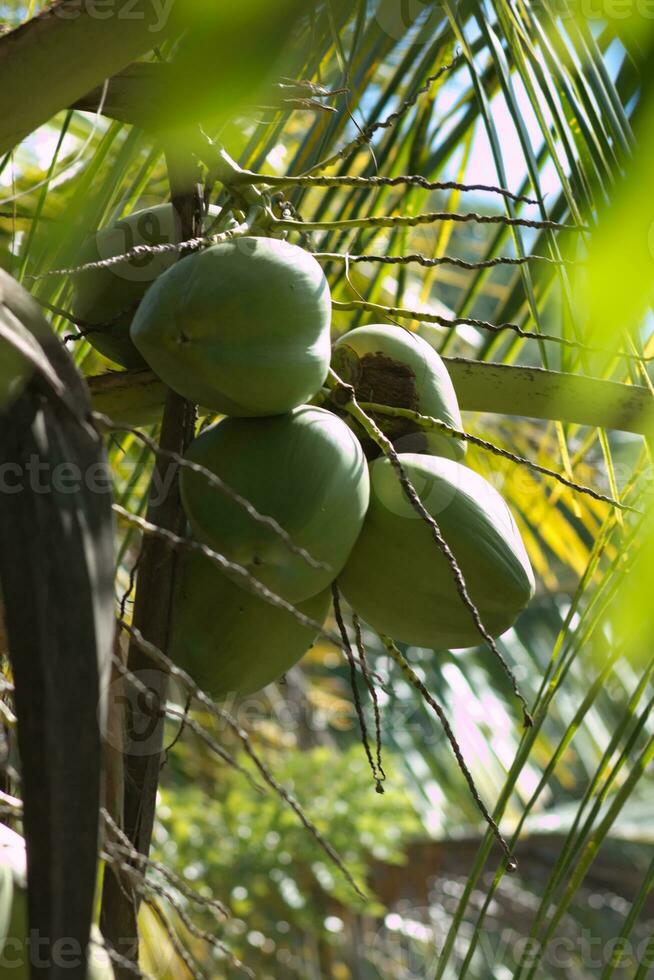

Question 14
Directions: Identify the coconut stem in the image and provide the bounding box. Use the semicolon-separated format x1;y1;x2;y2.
355;401;636;514
332;299;652;366
117;621;368;902
230;173;539;206
315;249;567;269
332;584;385;793
380;634;517;873
100;391;195;972
352;612;386;790
273;211;587;235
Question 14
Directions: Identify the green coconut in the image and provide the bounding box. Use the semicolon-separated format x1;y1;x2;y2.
332;324;466;460
339;454;534;648
71;203;185;367
180;406;370;602
170;549;331;698
130;237;332;416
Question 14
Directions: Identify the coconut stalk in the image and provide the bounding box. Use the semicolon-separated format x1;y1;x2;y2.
99;148;200;974
87;360;654;437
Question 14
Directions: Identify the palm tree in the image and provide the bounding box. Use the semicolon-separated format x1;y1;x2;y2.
0;1;652;977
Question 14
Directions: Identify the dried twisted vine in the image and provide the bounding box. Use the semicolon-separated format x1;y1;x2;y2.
314;250;574;270
328;370;533;728
275;210;587;234
301;58;462;177
110;651;263;791
112;504;341;644
93;939;152;978
352;612;386;789
356;402;639;514
119;621;367;901
102;810;230;919
332;584;385;793
381;635;517;872
238;173;539;206
23;208;261;282
96;413;326;570
332;300;654;364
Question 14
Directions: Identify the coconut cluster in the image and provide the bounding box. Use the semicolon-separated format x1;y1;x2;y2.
74;208;534;698
331;324;534;648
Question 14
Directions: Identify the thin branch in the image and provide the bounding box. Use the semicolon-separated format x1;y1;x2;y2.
380;635;517;872
119;551;141;621
355;402;638;514
96;413;326;571
27;206;584;288
166;705;263;787
92;939;152;979
235;173;539;206
161;692;192;768
274;212;587;235
102;810;230;920
30;296;138;346
148;884;253;978
332;300;654;364
332;584;384;793
112;504;341;644
24;209;261;282
119;621;367;901
313;250;574;270
111;650;264;792
140;892;205;980
352;612;385;788
300;57;462;177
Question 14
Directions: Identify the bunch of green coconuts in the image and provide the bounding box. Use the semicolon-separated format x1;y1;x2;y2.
71;204;535;700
